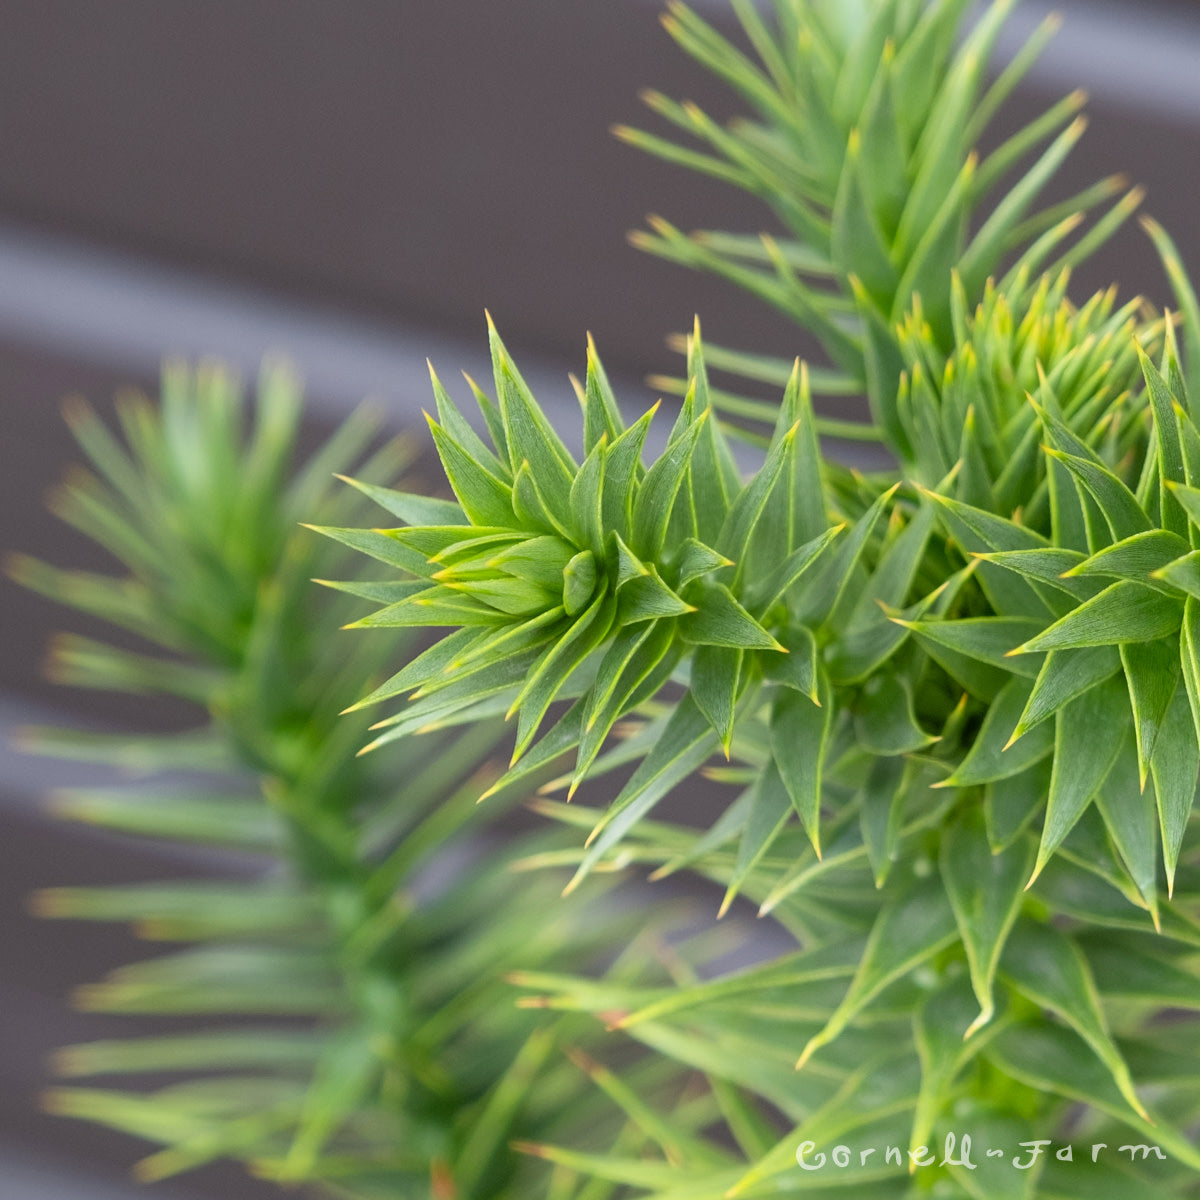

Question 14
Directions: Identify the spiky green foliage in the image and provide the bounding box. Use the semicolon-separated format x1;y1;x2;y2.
620;0;1143;443
12;363;661;1199
329;310;1200;1197
323;0;1200;1183
21;2;1200;1199
318;319;857;801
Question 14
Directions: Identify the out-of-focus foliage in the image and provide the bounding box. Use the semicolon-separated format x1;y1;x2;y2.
13;364;666;1199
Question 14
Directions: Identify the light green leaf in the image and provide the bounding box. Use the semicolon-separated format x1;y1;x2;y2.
1149;674;1200;897
939;677;1053;787
941;815;1035;1036
1154;548;1200;598
854;674;936;755
691;645;743;753
999;920;1149;1123
334;477;467;526
1120;637;1180;786
988;1022;1200;1171
1065;529;1190;584
1011;645;1121;741
770;677;831;857
1012;581;1182;653
618;568;693;624
720;758;792;918
631;412;707;562
796;874;958;1068
425;416;516;529
680;582;782;650
762;623;818;703
582;333;625;452
490;321;577;513
1032;675;1129;882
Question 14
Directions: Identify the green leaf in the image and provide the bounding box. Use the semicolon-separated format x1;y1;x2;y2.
569;439;607;555
631;411;707;561
618;568;693;623
972;548;1094;602
564;694;718;895
334;477;467;526
562;550;599;616
859;755;905;889
1154;548;1200;598
510;591;616;762
425;416;517;529
770;678;831;857
999;920;1149;1123
48;789;277;850
743;523;843;617
909;979;996;1168
673;536;731;589
1080;929;1200;1011
53;1030;320;1077
1011;645;1121;741
902;615;1045;678
716;417;798;588
1032;675;1129;882
1040;442;1150;544
854;674;936;755
832;132;898;311
941;816;1035;1036
1148;674;1200;897
602;407;655;537
278;1032;377;1181
428;364;508;480
680;582;782;650
1139;344;1189;533
1066;528;1190;585
985;759;1052;853
577;622;674;782
796;484;897;627
762;623;818;703
1012;581;1182;654
1093;729;1159;917
490;319;577;512
720;758;792;918
1120;637;1181;786
346;585;509;628
796;875;958;1068
939;678;1053;787
512;460;570;539
922;490;1055;618
582;333;626;452
691;645;743;753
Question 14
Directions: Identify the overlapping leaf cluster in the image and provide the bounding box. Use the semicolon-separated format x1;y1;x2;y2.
318;318;867;806
323;2;1200;1196
621;0;1142;446
329;316;1200;1197
21;1;1200;1199
12;365;660;1199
